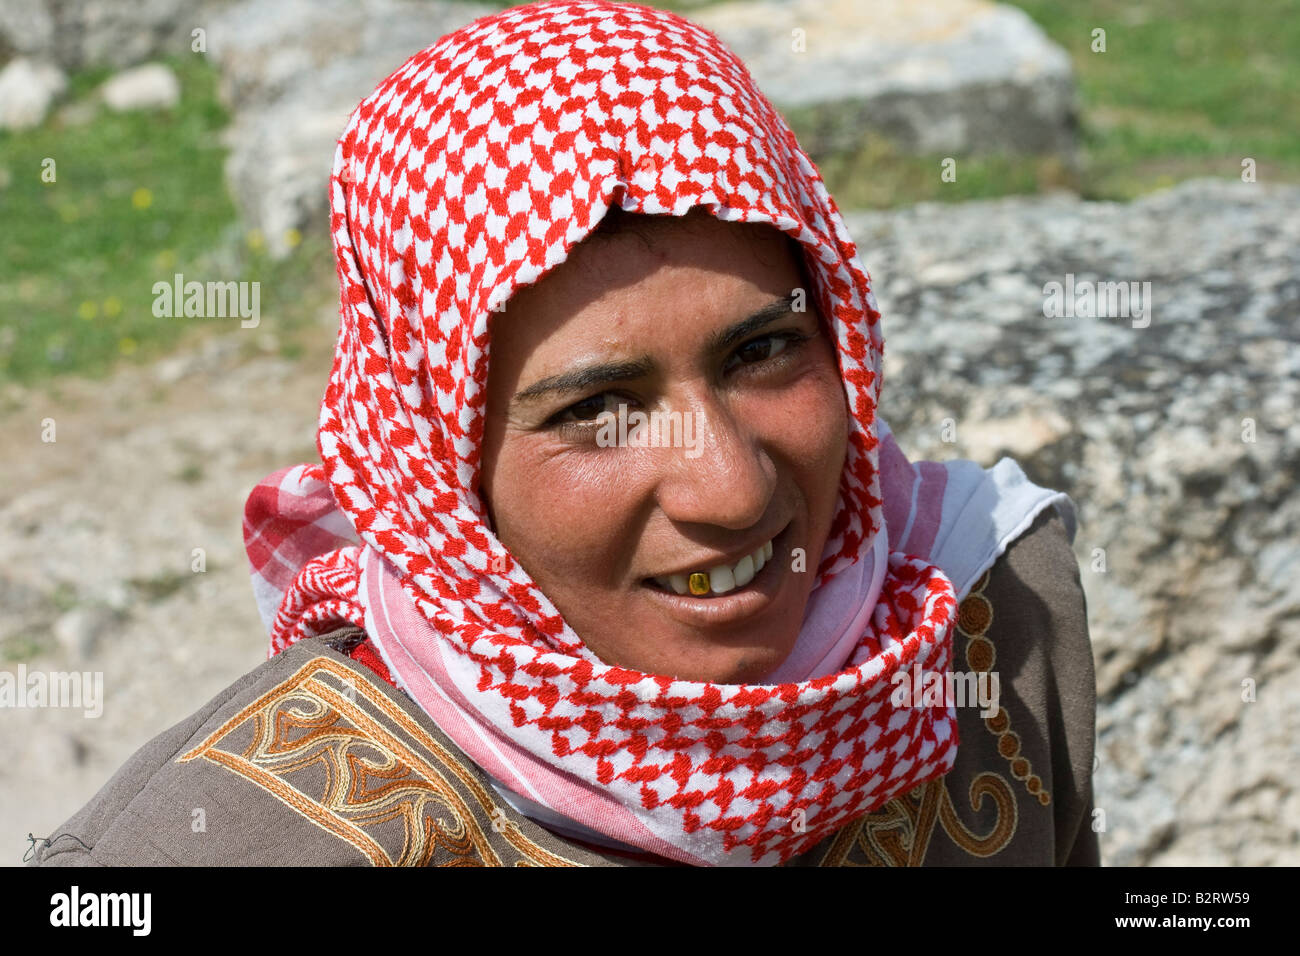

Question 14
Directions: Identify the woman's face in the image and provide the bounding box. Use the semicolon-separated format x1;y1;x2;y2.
480;211;849;684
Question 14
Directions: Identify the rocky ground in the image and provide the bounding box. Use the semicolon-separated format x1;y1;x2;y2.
0;314;336;863
2;178;1296;866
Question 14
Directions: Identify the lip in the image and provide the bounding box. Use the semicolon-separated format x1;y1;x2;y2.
640;524;791;628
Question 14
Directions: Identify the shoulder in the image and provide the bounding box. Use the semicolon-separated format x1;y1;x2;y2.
979;505;1093;720
27;628;609;867
961;504;1099;863
803;505;1099;867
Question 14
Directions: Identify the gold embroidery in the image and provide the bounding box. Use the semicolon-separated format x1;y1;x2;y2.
817;771;1019;866
936;772;1019;856
179;656;583;867
959;574;1050;806
817;780;945;866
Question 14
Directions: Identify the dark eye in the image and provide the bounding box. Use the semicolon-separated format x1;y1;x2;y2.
551;392;627;424
724;331;808;373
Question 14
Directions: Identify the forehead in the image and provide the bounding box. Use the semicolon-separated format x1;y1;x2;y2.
509;211;803;318
483;211;808;387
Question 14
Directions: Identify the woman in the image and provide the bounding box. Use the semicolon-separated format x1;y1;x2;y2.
30;0;1097;867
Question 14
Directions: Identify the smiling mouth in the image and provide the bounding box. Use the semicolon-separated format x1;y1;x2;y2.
644;535;777;598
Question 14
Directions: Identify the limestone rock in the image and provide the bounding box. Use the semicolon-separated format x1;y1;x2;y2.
842;178;1300;865
53;605;122;659
691;0;1078;158
0;0;230;71
0;0;55;62
208;0;494;257
100;62;181;112
0;56;66;130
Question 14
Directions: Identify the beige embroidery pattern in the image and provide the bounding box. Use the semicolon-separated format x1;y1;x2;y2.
179;656;582;867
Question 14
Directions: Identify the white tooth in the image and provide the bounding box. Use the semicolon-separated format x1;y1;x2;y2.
669;573;689;595
708;563;735;594
733;554;755;588
751;544;766;573
763;539;773;561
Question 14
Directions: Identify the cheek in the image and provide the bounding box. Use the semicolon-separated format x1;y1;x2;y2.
749;357;849;486
487;436;655;572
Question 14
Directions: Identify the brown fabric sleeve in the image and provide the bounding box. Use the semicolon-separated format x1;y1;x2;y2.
989;506;1099;865
1064;781;1102;866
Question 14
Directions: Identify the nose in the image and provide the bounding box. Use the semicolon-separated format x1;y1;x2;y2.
653;391;775;531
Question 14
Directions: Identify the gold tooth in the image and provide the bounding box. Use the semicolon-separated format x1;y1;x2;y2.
669;538;774;596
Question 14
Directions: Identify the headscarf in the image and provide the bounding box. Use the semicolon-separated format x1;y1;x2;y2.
243;0;1074;866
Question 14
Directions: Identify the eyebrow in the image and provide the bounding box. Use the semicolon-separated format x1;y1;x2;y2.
511;293;799;406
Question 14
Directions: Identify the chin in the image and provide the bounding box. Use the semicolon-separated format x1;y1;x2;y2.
662;646;789;685
713;660;782;685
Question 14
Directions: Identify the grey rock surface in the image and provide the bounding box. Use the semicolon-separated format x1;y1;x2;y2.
692;0;1078;158
0;0;231;71
0;0;55;63
209;0;495;257
0;56;66;130
843;178;1300;865
99;62;181;112
0;327;335;861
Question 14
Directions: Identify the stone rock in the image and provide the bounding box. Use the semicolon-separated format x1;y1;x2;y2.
0;0;231;71
0;56;66;130
840;178;1300;865
208;0;494;257
691;0;1078;158
220;60;396;258
0;0;55;62
99;62;181;112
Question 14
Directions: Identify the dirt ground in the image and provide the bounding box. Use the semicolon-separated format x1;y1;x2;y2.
0;315;338;864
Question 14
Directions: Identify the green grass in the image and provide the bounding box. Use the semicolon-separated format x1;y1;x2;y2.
0;54;337;383
127;569;193;602
1002;0;1300;199
814;139;1074;211
1;56;232;380
1;633;48;664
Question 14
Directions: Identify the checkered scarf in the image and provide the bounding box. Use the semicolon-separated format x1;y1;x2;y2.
243;0;963;866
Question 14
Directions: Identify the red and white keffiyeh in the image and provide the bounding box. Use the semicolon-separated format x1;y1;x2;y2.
242;0;1074;866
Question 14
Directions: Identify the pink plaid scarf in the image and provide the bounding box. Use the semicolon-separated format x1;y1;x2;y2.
242;0;1072;865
